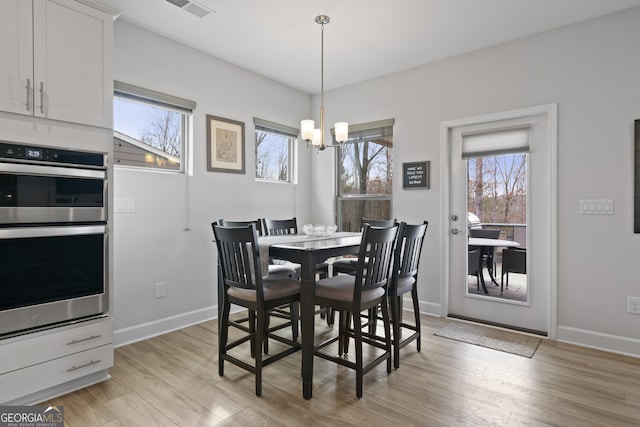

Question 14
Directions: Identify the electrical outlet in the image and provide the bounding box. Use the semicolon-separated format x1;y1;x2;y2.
628;296;640;314
154;282;166;299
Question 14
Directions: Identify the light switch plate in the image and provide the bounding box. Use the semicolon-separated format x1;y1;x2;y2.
114;197;136;213
579;199;613;215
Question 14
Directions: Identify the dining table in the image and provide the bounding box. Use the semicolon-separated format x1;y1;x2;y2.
262;231;362;399
468;237;520;293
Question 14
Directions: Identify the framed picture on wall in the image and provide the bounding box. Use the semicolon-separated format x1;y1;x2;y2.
206;114;245;173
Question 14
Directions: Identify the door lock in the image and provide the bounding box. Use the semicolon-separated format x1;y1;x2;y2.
451;214;459;221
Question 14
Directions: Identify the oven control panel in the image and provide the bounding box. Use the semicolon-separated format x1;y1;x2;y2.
0;142;105;168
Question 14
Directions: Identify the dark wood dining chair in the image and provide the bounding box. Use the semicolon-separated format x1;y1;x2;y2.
332;218;398;334
388;221;428;369
218;219;298;278
313;223;398;398
212;222;301;396
332;218;398;277
216;218;299;346
501;247;527;293
262;217;330;279
263;217;333;325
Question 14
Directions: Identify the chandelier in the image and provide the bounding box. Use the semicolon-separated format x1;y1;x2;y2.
300;15;348;151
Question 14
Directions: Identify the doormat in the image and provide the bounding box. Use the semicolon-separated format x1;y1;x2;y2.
435;322;541;358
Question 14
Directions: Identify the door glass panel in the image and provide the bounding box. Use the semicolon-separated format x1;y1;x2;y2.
466;153;528;302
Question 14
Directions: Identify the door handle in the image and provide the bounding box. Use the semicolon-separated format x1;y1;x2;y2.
451;228;462;235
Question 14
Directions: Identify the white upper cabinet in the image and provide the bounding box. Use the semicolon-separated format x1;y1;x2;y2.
0;1;33;116
0;0;113;128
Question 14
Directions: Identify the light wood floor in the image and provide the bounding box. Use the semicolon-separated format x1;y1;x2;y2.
46;314;640;426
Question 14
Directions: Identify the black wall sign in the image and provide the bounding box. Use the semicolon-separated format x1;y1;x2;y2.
403;161;429;189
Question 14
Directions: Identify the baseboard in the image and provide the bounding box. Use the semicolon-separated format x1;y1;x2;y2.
114;306;217;347
408;296;441;317
557;325;640;358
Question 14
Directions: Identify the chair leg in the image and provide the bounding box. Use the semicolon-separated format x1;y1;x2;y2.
338;311;349;355
319;306;334;326
368;306;378;336
380;301;392;374
411;287;421;353
391;295;401;369
248;310;256;358
290;302;299;342
354;309;364;398
327;307;335;326
219;300;231;376
263;313;270;355
255;309;265;397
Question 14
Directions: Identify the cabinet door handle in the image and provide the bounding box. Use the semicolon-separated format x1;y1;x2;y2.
67;334;102;345
39;81;45;114
25;79;32;112
66;359;100;372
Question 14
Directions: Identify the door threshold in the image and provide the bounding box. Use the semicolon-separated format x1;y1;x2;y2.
447;314;548;337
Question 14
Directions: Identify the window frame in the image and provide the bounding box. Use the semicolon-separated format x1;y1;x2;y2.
335;119;395;230
254;118;297;184
113;81;195;173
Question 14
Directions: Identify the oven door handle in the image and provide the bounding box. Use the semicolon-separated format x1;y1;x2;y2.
0;162;105;179
0;225;106;239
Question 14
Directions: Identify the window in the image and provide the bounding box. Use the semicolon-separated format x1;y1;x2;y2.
113;82;195;171
336;119;394;231
463;126;530;226
254;118;296;183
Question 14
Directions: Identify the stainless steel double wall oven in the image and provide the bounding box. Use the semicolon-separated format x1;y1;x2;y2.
0;141;109;337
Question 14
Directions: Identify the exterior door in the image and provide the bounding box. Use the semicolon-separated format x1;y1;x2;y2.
441;104;557;335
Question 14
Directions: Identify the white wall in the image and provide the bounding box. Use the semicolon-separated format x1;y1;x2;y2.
314;7;640;355
114;8;640;356
112;20;313;344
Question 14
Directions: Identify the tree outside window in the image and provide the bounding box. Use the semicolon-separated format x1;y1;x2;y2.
337;120;394;231
255;131;291;182
467;153;527;225
253;118;296;183
113;82;193;172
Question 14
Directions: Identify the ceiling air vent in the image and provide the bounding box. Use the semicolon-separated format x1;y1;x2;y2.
166;0;213;18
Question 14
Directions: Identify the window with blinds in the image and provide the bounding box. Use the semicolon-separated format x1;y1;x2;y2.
254;118;297;183
465;127;529;226
113;82;195;172
336;119;394;231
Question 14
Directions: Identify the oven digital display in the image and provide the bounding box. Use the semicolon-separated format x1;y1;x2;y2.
26;148;43;160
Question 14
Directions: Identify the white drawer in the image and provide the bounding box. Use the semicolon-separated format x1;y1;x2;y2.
0;344;113;404
0;318;113;374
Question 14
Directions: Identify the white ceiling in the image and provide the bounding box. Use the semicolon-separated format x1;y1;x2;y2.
95;0;640;94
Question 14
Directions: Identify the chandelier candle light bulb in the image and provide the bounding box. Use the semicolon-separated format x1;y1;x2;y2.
301;15;348;150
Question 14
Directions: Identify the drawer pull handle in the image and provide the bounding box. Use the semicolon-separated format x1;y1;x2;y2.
67;334;101;345
67;359;100;372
